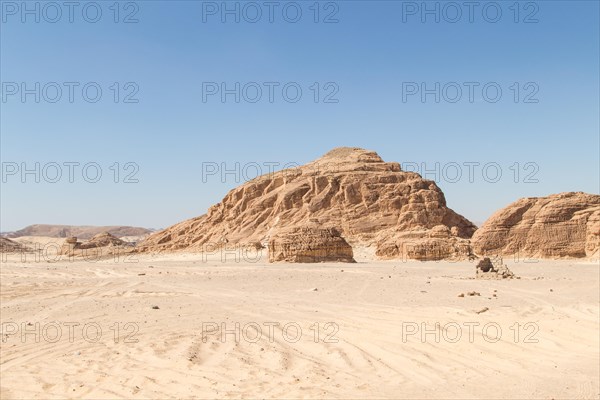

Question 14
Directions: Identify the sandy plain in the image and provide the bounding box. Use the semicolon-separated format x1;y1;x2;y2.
0;243;598;399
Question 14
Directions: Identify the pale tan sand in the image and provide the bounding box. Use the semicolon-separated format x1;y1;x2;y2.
12;235;66;248
1;253;598;399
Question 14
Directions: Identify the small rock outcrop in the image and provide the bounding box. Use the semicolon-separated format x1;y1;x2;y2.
60;232;128;256
269;226;355;263
472;192;600;259
79;232;126;249
475;257;516;279
0;237;28;253
139;147;476;261
375;225;473;261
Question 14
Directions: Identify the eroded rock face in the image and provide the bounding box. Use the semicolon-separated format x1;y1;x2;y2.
269;226;355;263
139;147;476;260
472;192;600;259
375;225;473;261
585;210;600;258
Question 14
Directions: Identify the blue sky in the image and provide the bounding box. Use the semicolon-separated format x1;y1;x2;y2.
1;0;599;231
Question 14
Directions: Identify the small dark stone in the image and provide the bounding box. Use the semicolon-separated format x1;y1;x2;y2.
476;257;493;273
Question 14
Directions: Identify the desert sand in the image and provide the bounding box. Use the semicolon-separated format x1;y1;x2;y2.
1;248;598;399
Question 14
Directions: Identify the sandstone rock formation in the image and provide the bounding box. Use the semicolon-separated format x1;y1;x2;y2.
375;224;474;261
472;192;600;259
585;210;600;259
475;257;516;279
269;225;355;263
60;232;129;257
80;232;127;249
139;147;477;260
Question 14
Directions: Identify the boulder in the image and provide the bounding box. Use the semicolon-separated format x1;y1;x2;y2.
475;257;516;279
269;226;355;263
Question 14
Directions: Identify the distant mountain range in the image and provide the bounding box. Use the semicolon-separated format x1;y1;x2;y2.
1;224;155;240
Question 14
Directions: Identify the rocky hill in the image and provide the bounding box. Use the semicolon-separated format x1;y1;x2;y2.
472;192;600;259
4;224;153;240
139;147;476;260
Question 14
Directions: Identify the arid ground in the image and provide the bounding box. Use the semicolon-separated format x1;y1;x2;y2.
1;247;598;399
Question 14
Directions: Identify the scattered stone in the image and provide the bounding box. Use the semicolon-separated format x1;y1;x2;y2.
467;291;481;296
458;293;465;297
475;307;489;314
138;273;146;276
151;305;160;309
476;257;493;272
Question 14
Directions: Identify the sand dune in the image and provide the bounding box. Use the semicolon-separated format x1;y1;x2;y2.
1;254;598;399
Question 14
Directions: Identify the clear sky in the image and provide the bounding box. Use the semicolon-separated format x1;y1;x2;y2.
1;0;599;231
